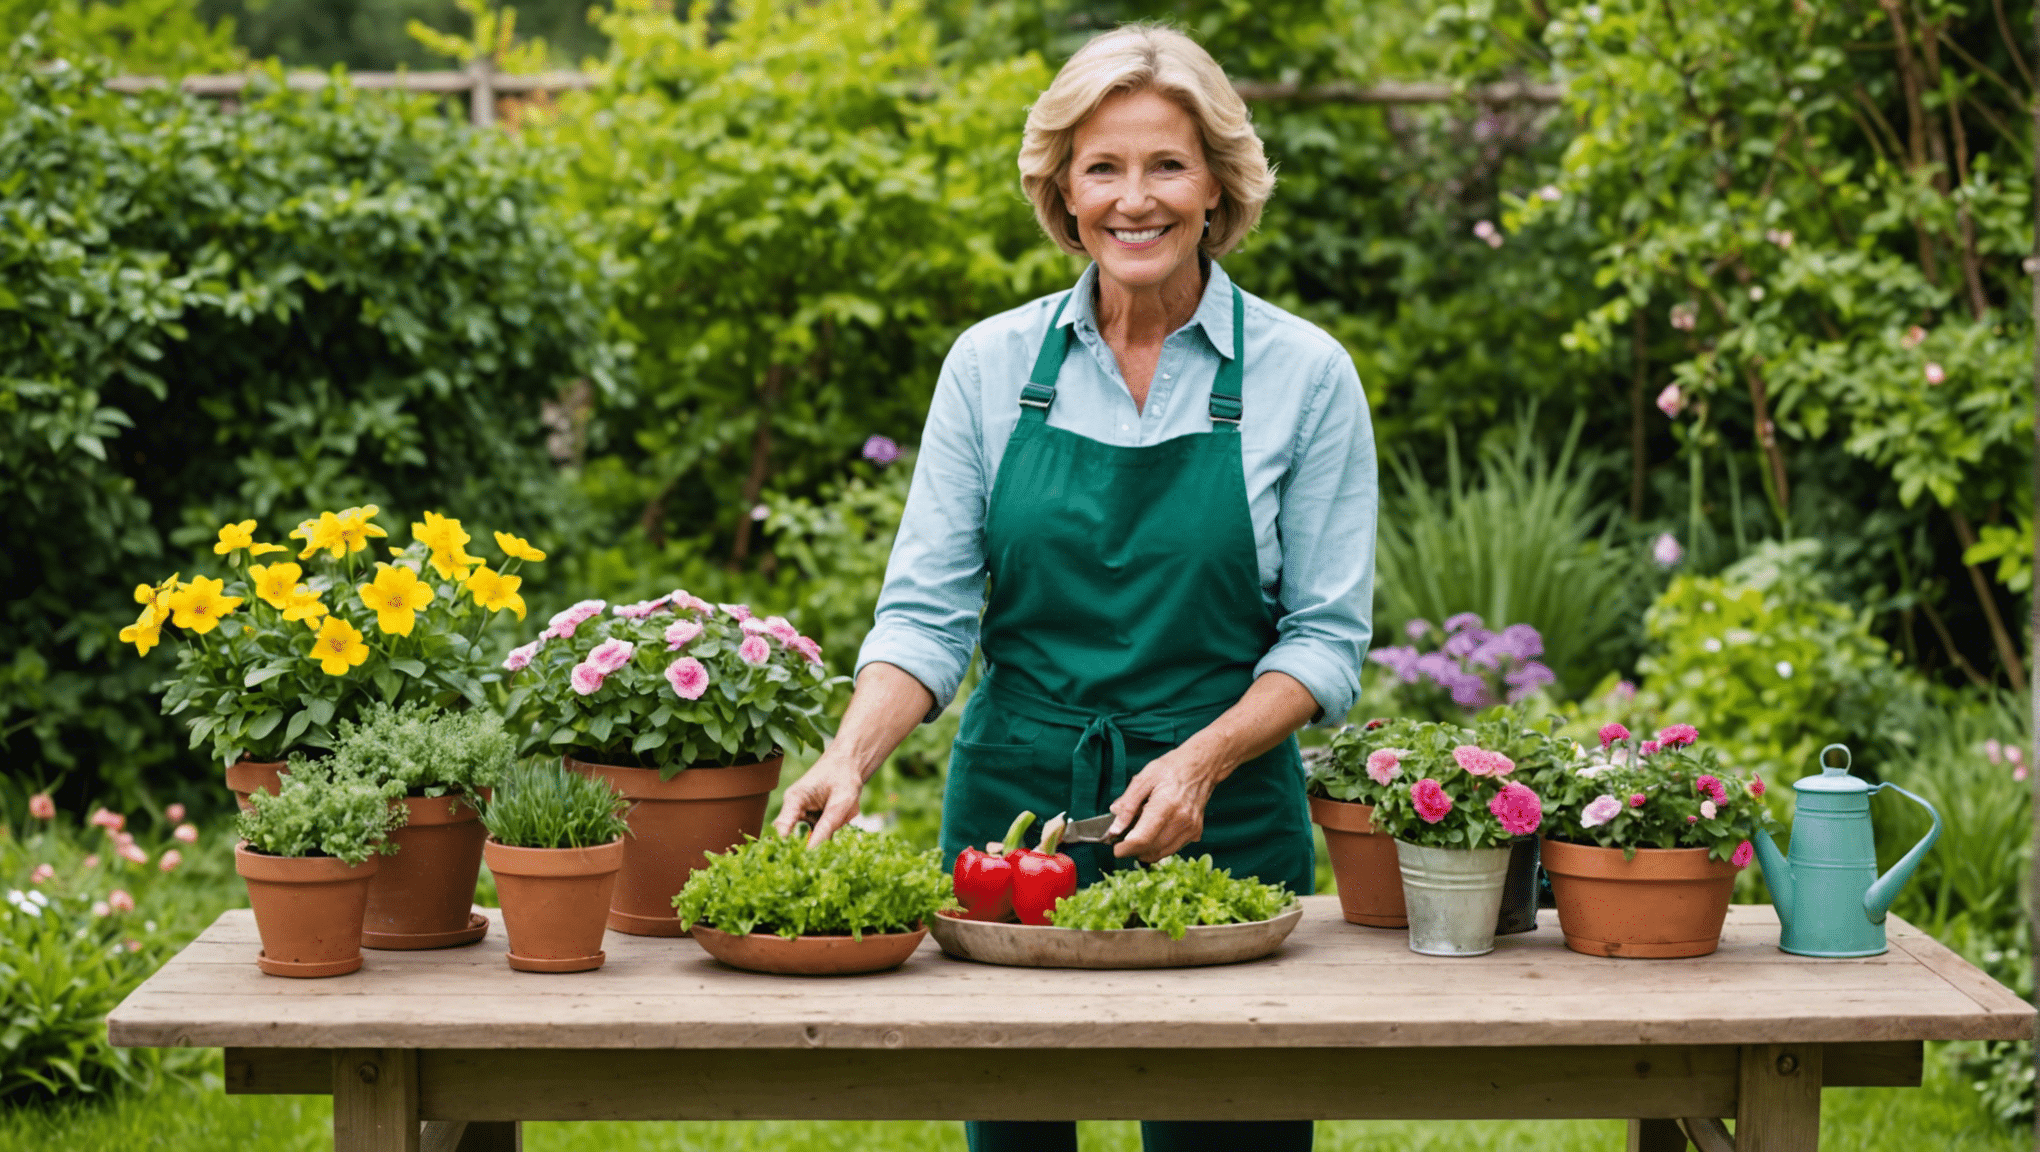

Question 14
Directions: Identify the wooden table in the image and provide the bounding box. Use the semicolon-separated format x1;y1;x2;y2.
107;897;2032;1152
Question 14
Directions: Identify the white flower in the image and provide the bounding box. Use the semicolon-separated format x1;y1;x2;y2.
1748;286;1766;302
1775;661;1794;679
1701;800;1718;820
1703;637;1723;653
1652;533;1684;567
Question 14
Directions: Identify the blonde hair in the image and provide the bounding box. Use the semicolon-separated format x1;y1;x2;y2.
1019;24;1273;259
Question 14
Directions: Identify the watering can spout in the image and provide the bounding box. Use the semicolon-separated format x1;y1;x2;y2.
1750;831;1792;933
1862;783;1942;925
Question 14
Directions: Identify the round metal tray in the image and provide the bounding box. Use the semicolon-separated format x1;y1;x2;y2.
928;903;1304;969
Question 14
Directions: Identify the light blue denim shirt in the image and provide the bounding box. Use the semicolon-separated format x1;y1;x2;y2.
857;261;1378;723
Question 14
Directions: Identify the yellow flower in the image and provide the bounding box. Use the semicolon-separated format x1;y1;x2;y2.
462;565;526;620
294;512;346;560
164;576;243;635
213;520;283;557
333;506;388;555
282;588;328;624
119;605;163;657
412;511;482;581
493;531;547;562
357;564;436;636
309;616;370;676
248;562;304;610
134;576;178;617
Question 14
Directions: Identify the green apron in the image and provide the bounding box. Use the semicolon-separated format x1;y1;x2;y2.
942;283;1315;895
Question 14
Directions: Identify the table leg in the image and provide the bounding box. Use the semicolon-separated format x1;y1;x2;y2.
333;1049;420;1152
1627;1118;1688;1150
1734;1044;1821;1151
455;1121;521;1151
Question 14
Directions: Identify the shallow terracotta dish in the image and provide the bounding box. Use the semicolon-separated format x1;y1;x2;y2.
689;924;929;975
928;903;1304;969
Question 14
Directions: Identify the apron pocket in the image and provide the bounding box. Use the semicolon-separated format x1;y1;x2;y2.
941;739;1055;870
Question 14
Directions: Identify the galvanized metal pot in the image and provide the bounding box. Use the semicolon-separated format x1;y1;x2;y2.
1395;840;1512;957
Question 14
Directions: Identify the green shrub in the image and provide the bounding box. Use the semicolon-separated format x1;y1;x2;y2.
673;830;947;940
234;764;402;865
328;703;516;804
479;761;630;851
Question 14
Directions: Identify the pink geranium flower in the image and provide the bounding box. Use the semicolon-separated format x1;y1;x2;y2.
1580;794;1621;828
1656;723;1698;748
569;662;607;696
737;635;771;666
719;603;754;622
107;889;134;913
165;803;185;823
791;636;823;665
1365;749;1405;787
29;863;53;885
664;620;703;650
1639;740;1662;756
1747;778;1766;797
664;657;709;700
1629;792;1647;808
1694;775;1728;804
173;823;198;844
587;639;637;675
763;616;800;645
502;640;541;672
1452;745;1515;778
1489;783;1543;836
27;794;54;821
1411;778;1453;823
1597;723;1630;749
159;850;183;873
1731;840;1755;868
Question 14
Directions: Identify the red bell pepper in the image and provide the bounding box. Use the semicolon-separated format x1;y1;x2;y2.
1012;812;1079;926
951;810;1036;922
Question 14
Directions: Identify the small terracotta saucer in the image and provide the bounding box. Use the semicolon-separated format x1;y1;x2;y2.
257;950;363;978
606;908;689;937
363;912;490;951
507;949;605;973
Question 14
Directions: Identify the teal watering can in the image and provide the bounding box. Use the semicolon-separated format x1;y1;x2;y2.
1750;744;1942;958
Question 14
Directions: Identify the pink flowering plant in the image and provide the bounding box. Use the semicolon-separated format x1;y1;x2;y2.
1539;723;1773;864
1309;716;1431;806
502;591;841;779
1364;721;1546;849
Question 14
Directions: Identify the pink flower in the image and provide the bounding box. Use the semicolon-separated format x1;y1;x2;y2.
1985;738;2004;764
1731;840;1755;868
173;823;198;844
763;616;800;645
1764;228;1794;248
82;855;99;870
1472;219;1500;245
1488;783;1543;836
719;603;754;622
1598;723;1630;749
1411;778;1453;823
29;863;54;885
1686;815;1699;823
1580;794;1621;828
1655;384;1685;418
1537;184;1563;201
587;639;636;675
2017;766;2030;783
1612;680;1637;702
611;599;662;620
791;636;823;665
668;590;714;616
125;939;142;953
2009;745;2025;766
88;808;125;833
740;617;772;634
91;901;109;917
158;850;182;873
1747;778;1766;797
118;841;148;866
1902;325;1928;349
1365;749;1405;787
1656;723;1698;748
569;662;607;696
1923;362;1945;385
862;435;902;465
502;640;541;672
1640;740;1662;756
737;635;771;666
664;620;703;650
1694;775;1728;803
543;599;606;640
1629;793;1647;808
164;803;185;823
107;889;134;913
1700;799;1718;819
664;657;709;700
1452;745;1515;778
1652;533;1684;567
27;794;54;821
1669;303;1697;331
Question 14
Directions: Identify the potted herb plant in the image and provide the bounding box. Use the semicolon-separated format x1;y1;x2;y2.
326;703;515;950
1367;725;1546;957
673;829;947;975
235;761;404;977
1538;723;1771;958
503;592;839;936
1308;719;1418;928
121;509;542;808
480;760;633;973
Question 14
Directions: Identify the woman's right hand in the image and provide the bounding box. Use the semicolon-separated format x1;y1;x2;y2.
772;750;870;847
770;660;934;847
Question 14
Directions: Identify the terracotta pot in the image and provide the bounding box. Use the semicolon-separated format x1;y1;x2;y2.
361;794;490;950
234;843;377;978
1309;795;1407;928
565;755;781;936
1541;838;1739;958
225;758;287;813
483;837;625;973
691;923;928;975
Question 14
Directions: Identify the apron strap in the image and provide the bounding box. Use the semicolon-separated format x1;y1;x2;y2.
1207;285;1244;430
1019;296;1073;423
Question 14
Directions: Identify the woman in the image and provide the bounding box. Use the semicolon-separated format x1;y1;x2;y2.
773;24;1376;1152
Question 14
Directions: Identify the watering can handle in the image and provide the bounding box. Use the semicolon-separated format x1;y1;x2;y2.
1862;781;1942;924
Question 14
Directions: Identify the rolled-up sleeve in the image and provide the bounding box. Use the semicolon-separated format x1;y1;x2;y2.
855;334;990;720
1253;351;1377;722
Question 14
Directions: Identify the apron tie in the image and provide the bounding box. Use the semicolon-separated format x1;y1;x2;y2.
984;676;1230;823
1071;713;1133;825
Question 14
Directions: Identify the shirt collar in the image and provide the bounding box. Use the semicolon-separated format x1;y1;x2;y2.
1058;259;1238;361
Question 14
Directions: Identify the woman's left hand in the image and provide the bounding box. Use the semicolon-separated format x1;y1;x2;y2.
1108;744;1227;863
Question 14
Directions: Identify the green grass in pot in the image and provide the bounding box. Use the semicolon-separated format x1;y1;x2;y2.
236;763;405;866
480;760;631;850
673;830;948;941
328;702;516;806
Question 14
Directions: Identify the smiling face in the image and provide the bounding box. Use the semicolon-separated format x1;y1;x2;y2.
1062;87;1222;297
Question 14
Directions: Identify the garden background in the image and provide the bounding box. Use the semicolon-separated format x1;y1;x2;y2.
1;0;2034;1146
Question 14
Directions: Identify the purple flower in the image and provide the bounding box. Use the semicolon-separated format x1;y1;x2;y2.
1443;626;1491;659
1498;623;1544;660
862;435;901;465
1652;533;1684;568
1404;618;1433;642
1503;661;1556;701
1443;612;1484;635
1447;673;1495;710
1368;646;1422;684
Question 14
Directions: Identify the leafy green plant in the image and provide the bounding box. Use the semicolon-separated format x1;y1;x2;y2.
327;701;517;803
1046;856;1294;939
234;763;403;866
1310;717;1431;806
673;830;948;940
479;760;629;850
1365;722;1546;850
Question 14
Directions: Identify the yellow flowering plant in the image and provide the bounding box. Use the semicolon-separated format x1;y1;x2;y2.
124;507;545;768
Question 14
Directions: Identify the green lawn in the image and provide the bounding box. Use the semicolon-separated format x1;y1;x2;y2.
0;1046;2018;1152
